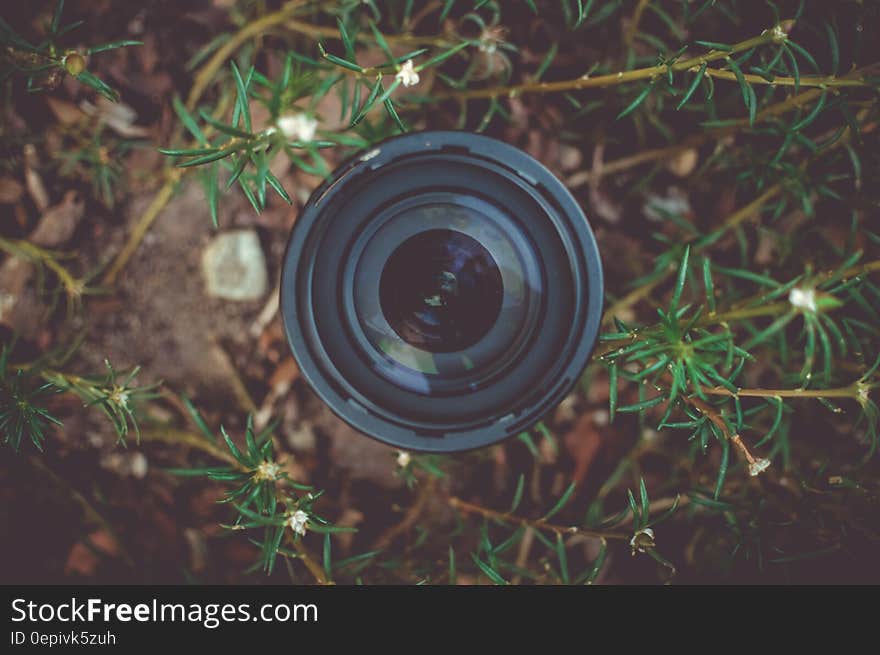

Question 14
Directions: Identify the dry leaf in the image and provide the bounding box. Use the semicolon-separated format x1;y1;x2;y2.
46;96;85;125
29;190;85;247
0;177;24;204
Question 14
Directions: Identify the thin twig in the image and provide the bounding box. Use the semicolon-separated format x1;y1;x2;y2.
373;477;437;550
444;29;871;100
704;384;859;399
601;184;782;326
447;496;629;541
140;425;329;584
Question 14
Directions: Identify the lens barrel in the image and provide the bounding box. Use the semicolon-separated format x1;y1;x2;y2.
281;131;602;452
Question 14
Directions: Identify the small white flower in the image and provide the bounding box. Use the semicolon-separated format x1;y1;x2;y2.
748;458;771;477
288;509;309;536
254;460;282;482
789;287;817;312
769;24;789;43
630;527;655;554
276;113;317;142
397;451;411;468
108;387;130;410
395;60;420;87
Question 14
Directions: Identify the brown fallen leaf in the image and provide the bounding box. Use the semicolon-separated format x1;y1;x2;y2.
29;190;85;247
268;357;300;387
23;144;49;211
564;412;605;485
254;357;301;430
81;98;151;138
0;176;24;204
333;508;364;553
46;96;85;125
64;529;120;577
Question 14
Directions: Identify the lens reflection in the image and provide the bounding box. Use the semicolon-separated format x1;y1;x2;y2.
379;230;503;353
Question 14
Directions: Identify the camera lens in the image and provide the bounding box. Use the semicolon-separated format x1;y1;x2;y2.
281;131;602;452
379;229;503;353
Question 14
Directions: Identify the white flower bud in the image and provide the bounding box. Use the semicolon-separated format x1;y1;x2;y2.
288;509;309;536
276;113;317;142
789;287;816;312
748;458;771;477
395;60;420;87
630;527;656;554
254;460;282;482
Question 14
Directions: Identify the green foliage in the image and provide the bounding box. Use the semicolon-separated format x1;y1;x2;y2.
46;360;160;445
1;344;158;451
160;27;473;220
458;476;680;584
57;124;136;209
153;0;877;581
4;0;879;584
0;0;139;101
0;346;62;452
167;411;346;576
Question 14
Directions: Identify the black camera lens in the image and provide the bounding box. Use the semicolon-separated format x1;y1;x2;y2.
281;131;602;452
379;229;503;353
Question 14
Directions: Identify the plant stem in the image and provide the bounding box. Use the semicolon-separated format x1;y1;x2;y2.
139;424;329;583
101;171;181;286
0;237;83;298
373;477;437;549
601;185;782;326
625;0;653;50
567;86;829;187
187;0;309;109
103;1;311;286
703;67;868;88
686;396;764;468
445;27;870;100
447;496;629;541
284;18;455;49
704;385;858;399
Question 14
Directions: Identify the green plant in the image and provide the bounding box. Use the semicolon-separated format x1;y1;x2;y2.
0;0;140;101
0;345;62;451
165;407;348;580
0;351;158;450
3;0;879;585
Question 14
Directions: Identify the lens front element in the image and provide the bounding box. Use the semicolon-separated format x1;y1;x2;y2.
379;229;502;354
281;131;603;452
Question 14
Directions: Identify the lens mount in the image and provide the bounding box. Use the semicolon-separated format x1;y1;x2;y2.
281;131;603;452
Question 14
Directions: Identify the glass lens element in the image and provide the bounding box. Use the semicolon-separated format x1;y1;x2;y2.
379;230;503;353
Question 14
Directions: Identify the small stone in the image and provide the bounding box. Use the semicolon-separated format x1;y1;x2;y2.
130;452;148;479
201;230;267;301
665;148;698;177
287;421;317;453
